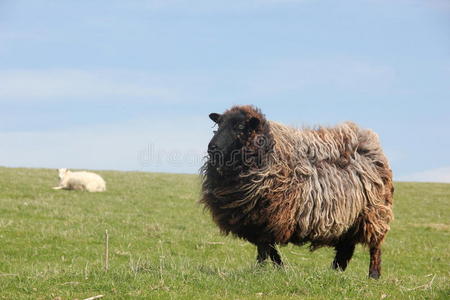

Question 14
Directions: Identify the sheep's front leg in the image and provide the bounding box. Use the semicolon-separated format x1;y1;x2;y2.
332;241;356;271
52;186;63;190
256;244;269;264
268;244;283;266
256;244;283;266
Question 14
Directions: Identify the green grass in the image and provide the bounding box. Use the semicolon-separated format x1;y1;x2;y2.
0;167;449;299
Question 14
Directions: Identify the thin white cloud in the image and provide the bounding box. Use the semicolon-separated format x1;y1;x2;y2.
243;58;396;97
0;116;211;174
0;69;177;102
0;58;396;105
398;167;450;183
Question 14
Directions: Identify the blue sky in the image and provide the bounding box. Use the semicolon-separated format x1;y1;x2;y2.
0;0;449;181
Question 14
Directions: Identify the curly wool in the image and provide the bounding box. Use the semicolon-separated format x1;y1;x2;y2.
201;115;393;249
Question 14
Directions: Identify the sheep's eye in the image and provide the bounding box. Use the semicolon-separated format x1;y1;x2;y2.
213;130;218;134
237;124;245;130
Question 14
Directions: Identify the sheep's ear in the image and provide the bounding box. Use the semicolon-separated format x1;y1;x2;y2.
248;117;260;130
209;113;221;123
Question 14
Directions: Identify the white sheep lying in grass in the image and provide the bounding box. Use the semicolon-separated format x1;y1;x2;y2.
53;168;106;192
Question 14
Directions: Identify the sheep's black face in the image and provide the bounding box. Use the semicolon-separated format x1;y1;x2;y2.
207;111;260;173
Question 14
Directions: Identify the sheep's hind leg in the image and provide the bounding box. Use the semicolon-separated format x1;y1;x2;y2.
369;245;382;279
257;244;283;266
332;241;356;271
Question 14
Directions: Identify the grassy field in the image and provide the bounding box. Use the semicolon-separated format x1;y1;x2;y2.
0;167;449;299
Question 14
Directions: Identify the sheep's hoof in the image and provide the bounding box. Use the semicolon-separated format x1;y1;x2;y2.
331;260;348;271
331;261;343;271
272;260;284;268
369;271;380;279
256;261;267;268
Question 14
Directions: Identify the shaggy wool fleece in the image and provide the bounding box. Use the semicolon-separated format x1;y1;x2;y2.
201;107;393;249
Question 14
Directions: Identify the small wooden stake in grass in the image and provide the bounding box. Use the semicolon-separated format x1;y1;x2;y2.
104;229;109;272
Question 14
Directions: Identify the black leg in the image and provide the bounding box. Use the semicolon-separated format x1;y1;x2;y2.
256;244;283;266
332;242;356;271
268;244;283;266
257;244;269;264
369;246;381;279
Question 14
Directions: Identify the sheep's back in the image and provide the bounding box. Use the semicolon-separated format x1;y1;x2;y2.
244;122;392;245
65;172;106;192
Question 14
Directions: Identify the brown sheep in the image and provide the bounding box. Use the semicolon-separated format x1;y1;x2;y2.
200;105;394;279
